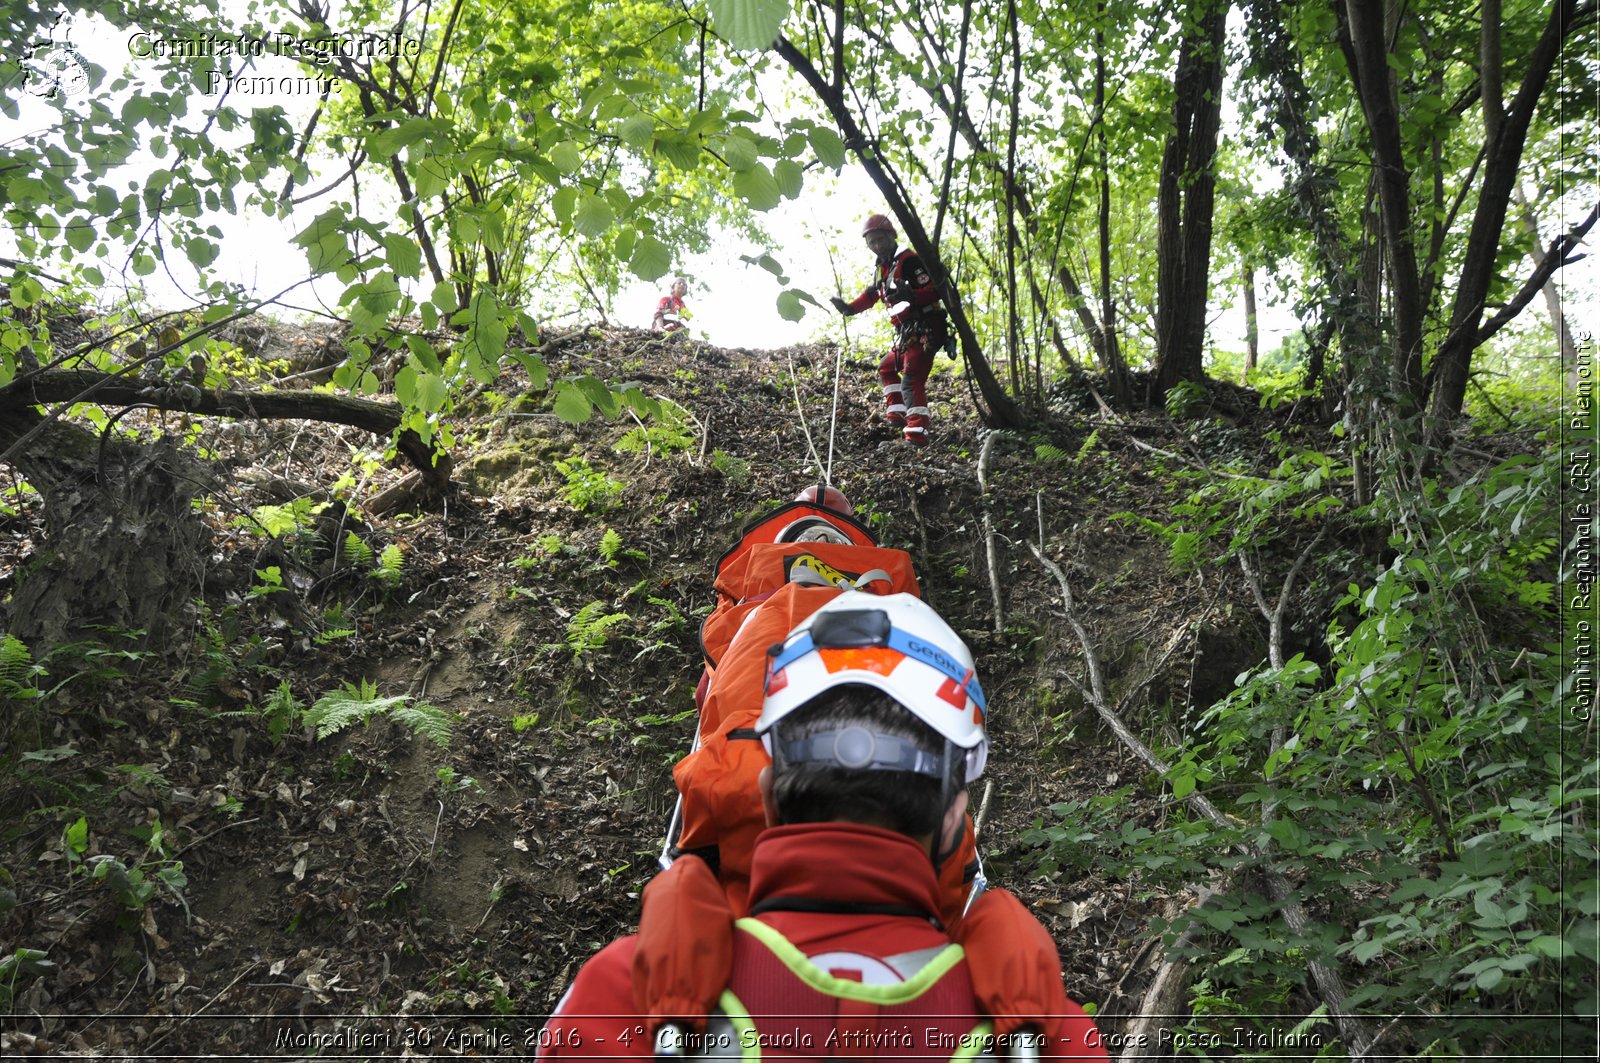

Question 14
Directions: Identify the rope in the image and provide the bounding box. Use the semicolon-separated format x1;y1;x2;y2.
824;339;845;486
785;347;825;484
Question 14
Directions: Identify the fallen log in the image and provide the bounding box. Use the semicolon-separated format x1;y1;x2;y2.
0;369;452;491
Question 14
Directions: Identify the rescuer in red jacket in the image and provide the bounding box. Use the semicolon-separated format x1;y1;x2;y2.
536;594;1108;1062
830;214;949;448
652;277;690;333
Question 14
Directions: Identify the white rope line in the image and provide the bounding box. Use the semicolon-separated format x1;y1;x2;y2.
824;339;845;487
786;347;825;484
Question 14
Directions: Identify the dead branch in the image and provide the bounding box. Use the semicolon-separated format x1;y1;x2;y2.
1029;542;1378;1058
977;430;1006;632
2;369;451;490
1238;530;1325;672
1118;889;1214;1061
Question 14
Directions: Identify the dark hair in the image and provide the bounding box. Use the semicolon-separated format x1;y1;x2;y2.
767;684;962;838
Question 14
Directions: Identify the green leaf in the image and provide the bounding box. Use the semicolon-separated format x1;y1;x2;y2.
550;141;583;175
707;0;788;50
552;383;593;424
430;281;459;314
773;159;803;198
414;371;448;412
775;289;807;322
808;126;846;168
812;125;851;167
64;816;89;857
413;157;451;200
184;238;219;270
405;334;441;372
618;113;655;149
65;224;95;253
552;186;578;225
383;234;423;277
733;163;781;211
629;235;672;281
574;195;615;238
367;118;445;159
722;134;760;172
656;134;702;170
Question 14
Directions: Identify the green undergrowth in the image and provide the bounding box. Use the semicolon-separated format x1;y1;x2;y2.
1022;440;1593;1058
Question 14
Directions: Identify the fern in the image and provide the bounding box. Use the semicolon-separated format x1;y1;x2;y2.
306;679;452;748
0;634;39;687
264;680;303;746
374;543;404;586
1075;429;1101;462
598;528;623;565
342;532;374;569
647;595;686;634
389;702;453;748
1035;443;1069;464
565;601;632;658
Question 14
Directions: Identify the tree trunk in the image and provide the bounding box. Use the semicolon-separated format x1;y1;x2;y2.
1;369;452;488
1095;9;1129;403
1152;0;1226;404
1429;0;1580;421
1512;187;1578;366
1340;0;1427;408
1;411;213;649
1243;260;1260;373
773;34;1024;428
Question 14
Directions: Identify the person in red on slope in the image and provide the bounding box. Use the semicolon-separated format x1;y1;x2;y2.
536;593;1108;1062
652;277;690;334
830;214;950;448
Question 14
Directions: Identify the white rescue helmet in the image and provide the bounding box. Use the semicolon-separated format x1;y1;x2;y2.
758;592;988;782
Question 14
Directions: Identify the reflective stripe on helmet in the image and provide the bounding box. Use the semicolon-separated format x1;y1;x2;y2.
765;621;987;716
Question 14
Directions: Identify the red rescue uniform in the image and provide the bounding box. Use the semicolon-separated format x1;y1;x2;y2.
843;248;947;446
538;824;1109;1061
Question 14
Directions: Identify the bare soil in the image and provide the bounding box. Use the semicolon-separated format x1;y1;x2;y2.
1;325;1289;1057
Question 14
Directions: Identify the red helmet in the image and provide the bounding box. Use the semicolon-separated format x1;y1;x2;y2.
861;214;896;238
795;484;853;515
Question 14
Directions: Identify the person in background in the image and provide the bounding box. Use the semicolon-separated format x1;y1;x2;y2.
830;214;950;448
652;277;691;334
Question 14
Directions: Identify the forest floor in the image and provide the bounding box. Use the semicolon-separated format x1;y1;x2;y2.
1;324;1299;1057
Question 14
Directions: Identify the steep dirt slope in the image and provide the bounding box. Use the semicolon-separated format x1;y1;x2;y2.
1;325;1274;1055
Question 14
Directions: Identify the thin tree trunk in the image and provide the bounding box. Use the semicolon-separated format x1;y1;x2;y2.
1243;260;1260;373
1340;0;1426;407
1095;8;1128;403
1511;187;1577;365
1004;0;1023;401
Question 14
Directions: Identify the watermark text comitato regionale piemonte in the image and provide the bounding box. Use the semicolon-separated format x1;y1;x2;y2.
127;29;420;95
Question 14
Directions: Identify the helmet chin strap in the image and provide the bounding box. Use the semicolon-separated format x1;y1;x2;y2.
928;742;961;873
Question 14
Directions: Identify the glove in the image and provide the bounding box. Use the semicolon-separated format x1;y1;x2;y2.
830;296;851;316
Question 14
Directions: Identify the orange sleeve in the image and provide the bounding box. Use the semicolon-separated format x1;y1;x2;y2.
956;888;1109;1060
631;855;734;1033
